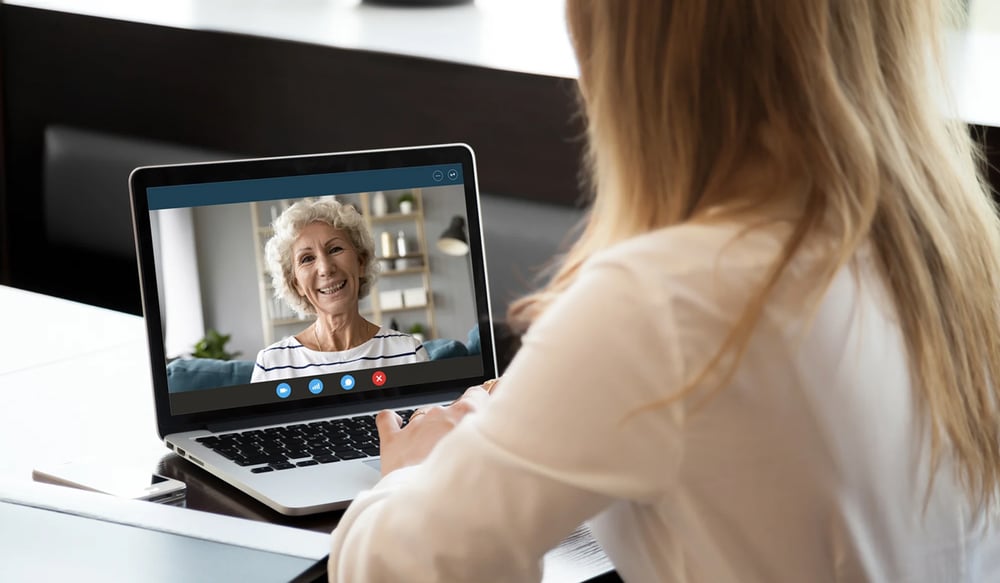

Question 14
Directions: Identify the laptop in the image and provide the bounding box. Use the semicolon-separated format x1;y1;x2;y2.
129;144;497;516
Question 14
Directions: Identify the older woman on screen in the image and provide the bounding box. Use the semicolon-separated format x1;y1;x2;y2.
250;198;427;383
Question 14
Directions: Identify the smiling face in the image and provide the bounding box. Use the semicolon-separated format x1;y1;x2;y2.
291;221;365;317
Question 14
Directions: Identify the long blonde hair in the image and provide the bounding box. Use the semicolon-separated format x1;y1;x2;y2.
510;1;1000;510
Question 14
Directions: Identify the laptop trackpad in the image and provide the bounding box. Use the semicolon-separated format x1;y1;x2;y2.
363;459;381;473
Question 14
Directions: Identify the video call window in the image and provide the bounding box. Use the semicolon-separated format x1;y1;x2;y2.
150;182;483;414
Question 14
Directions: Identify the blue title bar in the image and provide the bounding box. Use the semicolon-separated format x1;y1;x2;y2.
147;163;464;210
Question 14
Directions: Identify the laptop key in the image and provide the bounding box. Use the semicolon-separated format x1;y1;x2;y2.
251;466;274;474
238;454;284;466
214;449;241;460
197;412;393;468
296;460;319;467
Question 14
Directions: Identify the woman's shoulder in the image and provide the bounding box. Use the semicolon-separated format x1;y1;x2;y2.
591;220;793;277
257;335;307;356
573;220;810;319
373;327;421;346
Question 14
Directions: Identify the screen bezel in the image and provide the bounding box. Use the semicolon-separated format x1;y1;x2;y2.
129;144;496;437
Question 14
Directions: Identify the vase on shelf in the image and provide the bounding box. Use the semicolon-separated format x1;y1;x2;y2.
379;231;396;272
372;191;388;217
397;192;415;214
395;231;409;270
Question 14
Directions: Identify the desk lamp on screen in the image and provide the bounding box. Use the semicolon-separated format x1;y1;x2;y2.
437;216;470;256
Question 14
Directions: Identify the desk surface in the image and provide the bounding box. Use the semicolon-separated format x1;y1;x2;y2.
0;287;165;474
0;285;337;529
0;286;617;581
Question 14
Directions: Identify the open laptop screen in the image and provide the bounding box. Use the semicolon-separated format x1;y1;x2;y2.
130;145;495;429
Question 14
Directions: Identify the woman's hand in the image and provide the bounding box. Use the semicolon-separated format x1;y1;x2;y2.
376;385;491;477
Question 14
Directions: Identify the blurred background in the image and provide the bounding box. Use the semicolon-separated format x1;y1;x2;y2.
0;0;996;358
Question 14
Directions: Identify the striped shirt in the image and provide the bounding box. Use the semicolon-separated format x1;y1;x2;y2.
250;326;428;383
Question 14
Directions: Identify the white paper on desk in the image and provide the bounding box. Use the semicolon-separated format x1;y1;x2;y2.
543;523;615;583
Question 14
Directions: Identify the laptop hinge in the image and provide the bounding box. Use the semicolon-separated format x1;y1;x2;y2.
204;390;463;433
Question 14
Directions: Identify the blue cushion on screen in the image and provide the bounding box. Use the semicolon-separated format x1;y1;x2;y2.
166;358;255;393
424;339;469;360
466;325;481;355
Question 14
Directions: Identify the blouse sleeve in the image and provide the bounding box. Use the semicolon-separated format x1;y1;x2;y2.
329;256;688;581
249;349;267;383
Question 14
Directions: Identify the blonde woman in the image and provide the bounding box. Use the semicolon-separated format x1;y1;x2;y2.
329;1;1000;581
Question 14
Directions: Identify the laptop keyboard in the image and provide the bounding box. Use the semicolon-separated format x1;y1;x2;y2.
194;409;415;473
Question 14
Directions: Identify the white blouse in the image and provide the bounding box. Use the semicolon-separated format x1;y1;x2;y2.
250;326;427;383
329;220;1000;582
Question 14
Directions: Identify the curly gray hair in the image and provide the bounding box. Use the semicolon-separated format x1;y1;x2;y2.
265;197;378;318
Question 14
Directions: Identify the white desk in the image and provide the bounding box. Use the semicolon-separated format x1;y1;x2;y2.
0;286;167;478
0;286;614;581
0;287;332;580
